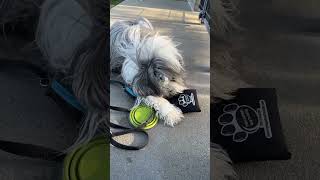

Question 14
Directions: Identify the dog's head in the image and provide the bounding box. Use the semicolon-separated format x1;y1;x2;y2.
130;34;186;97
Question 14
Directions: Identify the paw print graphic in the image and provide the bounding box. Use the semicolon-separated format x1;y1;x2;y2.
218;100;272;142
178;93;195;107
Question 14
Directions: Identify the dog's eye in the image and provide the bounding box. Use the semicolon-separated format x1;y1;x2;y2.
158;74;165;81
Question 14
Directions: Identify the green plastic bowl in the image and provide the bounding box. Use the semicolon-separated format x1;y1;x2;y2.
63;136;109;180
129;105;158;130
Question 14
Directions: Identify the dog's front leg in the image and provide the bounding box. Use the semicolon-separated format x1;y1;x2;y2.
138;96;184;127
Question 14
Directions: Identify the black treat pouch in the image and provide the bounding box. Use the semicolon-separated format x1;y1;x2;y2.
211;88;291;162
168;89;201;113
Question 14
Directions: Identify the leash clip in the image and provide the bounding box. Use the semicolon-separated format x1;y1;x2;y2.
40;78;50;87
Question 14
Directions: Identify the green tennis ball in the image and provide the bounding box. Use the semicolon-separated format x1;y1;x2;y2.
130;105;158;130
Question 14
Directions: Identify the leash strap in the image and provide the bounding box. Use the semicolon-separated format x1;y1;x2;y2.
0;58;148;162
50;79;148;150
0;140;65;162
109;122;148;150
108;105;149;150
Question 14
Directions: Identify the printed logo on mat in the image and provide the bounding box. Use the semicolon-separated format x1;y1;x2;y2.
218;100;272;142
178;93;195;107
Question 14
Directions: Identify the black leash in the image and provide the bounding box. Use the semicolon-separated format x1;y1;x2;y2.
108;106;149;150
0;140;64;162
0;58;149;162
109;123;148;150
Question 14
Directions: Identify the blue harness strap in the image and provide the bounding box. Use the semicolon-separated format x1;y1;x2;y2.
124;86;137;97
0;59;149;152
109;80;137;97
50;80;137;113
50;80;86;112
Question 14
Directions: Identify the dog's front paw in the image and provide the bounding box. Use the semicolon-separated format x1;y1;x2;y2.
142;96;184;127
163;108;184;127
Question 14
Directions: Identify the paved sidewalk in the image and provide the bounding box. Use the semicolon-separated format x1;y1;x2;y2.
110;0;210;180
115;0;192;11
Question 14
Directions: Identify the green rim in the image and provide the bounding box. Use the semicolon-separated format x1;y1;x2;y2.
63;136;109;180
129;105;158;130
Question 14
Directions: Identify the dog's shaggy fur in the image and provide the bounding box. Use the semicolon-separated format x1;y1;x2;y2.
110;17;187;127
211;0;248;179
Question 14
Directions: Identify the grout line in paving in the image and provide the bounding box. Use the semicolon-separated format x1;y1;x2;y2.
111;16;206;29
138;9;145;16
111;19;204;30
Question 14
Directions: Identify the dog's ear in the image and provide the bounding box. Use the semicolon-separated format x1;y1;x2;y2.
72;30;108;110
66;0;108;151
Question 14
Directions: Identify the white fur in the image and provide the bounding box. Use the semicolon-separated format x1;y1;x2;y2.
137;34;183;67
121;33;184;87
120;32;183;87
121;59;139;85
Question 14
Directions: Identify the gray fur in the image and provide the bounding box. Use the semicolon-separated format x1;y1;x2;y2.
211;143;238;180
133;58;184;97
212;0;242;37
211;0;248;179
36;0;108;151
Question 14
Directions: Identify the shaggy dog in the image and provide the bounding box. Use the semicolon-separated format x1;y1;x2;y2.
110;17;187;127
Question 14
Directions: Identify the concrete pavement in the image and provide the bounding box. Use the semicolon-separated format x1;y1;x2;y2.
110;0;210;179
